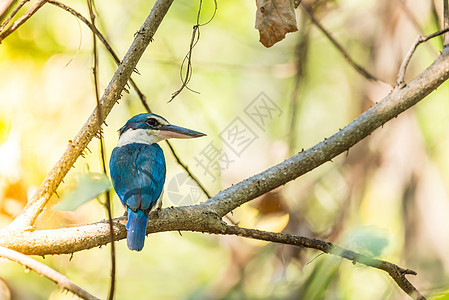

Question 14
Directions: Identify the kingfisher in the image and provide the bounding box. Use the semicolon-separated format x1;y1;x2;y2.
109;113;205;251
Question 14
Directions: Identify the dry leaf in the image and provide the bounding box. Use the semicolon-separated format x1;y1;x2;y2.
255;0;298;47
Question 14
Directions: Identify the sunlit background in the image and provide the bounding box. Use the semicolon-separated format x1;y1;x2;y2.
1;0;449;299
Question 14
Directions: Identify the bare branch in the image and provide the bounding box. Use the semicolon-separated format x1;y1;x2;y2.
397;0;439;58
47;0;213;203
0;246;100;300
396;27;449;86
0;0;46;43
224;226;425;300
204;48;449;218
288;11;310;153
0;211;426;298
86;0;115;298
169;0;217;102
301;3;384;84
9;0;175;230
0;0;17;20
0;49;447;297
0;0;29;32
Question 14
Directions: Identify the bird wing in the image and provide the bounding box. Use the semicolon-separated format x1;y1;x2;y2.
110;143;166;213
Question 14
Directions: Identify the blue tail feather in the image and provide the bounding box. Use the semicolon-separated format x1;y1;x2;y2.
126;208;149;251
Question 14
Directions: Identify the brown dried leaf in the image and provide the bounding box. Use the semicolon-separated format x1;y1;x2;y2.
255;0;298;47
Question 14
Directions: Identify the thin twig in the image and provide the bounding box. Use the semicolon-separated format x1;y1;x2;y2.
9;0;175;230
165;140;211;198
47;0;212;203
46;0;147;106
396;27;449;86
86;0;115;298
0;0;46;43
0;246;100;300
288;10;310;153
2;47;449;258
204;48;449;218
301;3;383;84
169;0;217;102
397;0;439;58
0;0;29;32
223;226;425;300
0;0;16;21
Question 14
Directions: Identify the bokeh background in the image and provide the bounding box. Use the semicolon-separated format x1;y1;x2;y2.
1;0;449;299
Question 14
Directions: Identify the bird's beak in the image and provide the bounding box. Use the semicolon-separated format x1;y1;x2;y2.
159;125;206;139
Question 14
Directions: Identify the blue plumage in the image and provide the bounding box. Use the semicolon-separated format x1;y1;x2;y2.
109;113;205;251
110;143;166;251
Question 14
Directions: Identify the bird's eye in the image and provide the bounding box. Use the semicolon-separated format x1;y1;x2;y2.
146;118;159;127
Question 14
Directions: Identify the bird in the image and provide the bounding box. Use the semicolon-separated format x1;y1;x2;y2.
109;113;205;251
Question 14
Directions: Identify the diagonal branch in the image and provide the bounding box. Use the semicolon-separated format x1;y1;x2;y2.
47;0;213;202
396;27;449;86
0;212;425;299
0;0;47;43
9;0;175;230
3;34;449;249
203;47;449;218
0;246;100;300
0;0;29;32
224;226;424;300
1;45;448;299
301;3;384;84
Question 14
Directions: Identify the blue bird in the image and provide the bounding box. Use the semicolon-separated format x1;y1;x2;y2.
109;113;205;251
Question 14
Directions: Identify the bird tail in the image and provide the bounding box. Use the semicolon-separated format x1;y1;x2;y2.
126;208;149;251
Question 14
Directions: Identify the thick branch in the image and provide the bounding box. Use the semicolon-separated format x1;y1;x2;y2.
0;246;100;300
9;0;174;229
204;48;449;218
0;211;424;299
2;48;449;254
46;0;213;202
0;207;226;255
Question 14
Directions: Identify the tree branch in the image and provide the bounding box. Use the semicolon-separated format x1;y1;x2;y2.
0;0;29;32
9;0;175;230
224;226;424;300
396;27;449;86
204;47;449;218
0;246;100;300
0;210;425;299
47;0;213;203
0;0;46;43
2;37;449;254
86;0;115;298
301;3;384;84
2;5;448;300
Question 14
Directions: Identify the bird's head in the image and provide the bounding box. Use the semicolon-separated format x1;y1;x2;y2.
117;113;206;146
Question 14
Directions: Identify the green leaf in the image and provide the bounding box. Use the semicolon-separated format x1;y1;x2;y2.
55;172;111;211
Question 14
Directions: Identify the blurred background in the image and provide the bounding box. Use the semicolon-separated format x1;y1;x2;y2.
1;0;449;299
